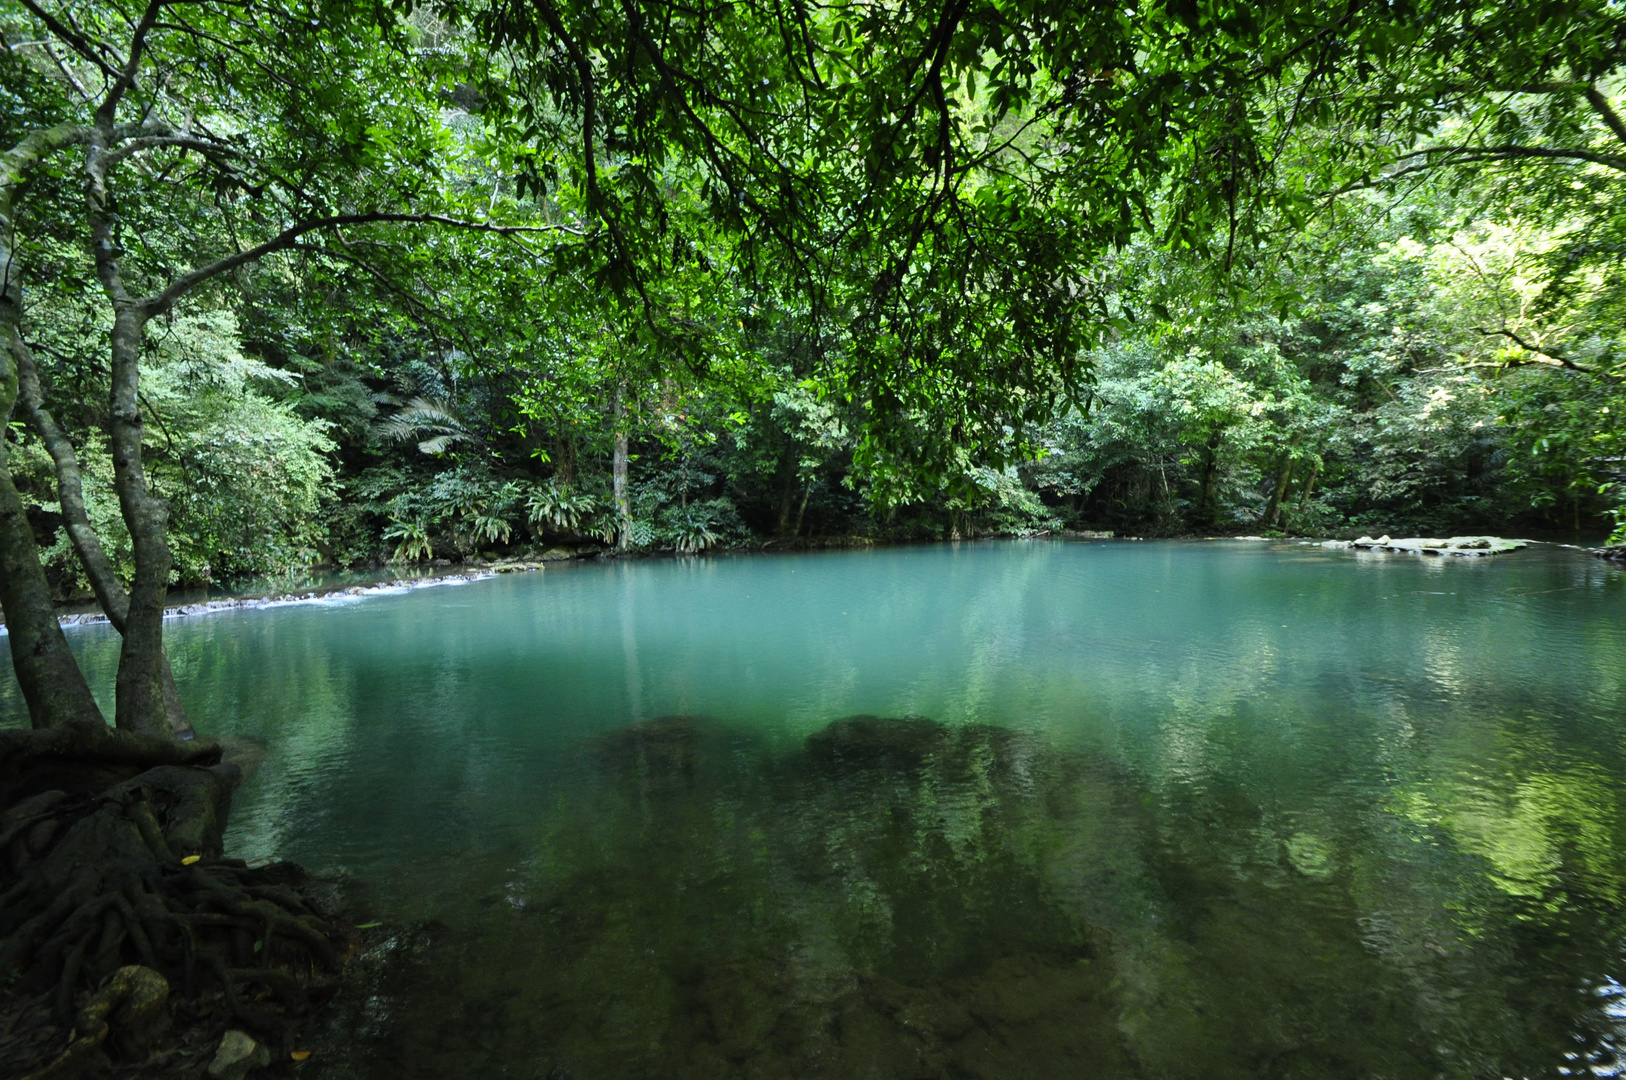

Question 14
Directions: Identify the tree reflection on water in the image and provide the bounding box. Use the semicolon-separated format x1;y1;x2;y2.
325;711;1626;1080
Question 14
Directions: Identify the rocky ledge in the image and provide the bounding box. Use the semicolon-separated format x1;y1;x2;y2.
1320;535;1528;556
1593;545;1626;562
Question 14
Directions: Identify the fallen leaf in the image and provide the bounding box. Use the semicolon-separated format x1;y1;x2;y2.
355;921;383;929
291;1050;312;1062
180;855;201;866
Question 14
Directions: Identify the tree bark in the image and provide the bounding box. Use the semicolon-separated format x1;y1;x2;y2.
775;446;798;537
793;477;812;537
86;130;173;736
1197;434;1222;525
12;334;192;736
612;381;632;552
105;308;172;736
0;724;355;1076
0;321;105;730
1295;459;1321;517
0;126;106;729
1261;452;1294;529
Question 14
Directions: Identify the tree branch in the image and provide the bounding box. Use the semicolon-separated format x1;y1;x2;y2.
1;122;97;189
42;41;93;102
1394;144;1626;174
103;133;236;169
95;0;165;125
1475;327;1601;375
530;0;602;212
139;212;577;318
14;0;123;82
1583;85;1626;151
10;331;132;629
1327;142;1626;197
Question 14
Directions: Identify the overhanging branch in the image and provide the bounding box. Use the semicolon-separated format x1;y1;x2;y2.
1476;327;1602;376
15;0;123;82
139;212;579;317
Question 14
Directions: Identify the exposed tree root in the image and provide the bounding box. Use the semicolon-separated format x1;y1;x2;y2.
0;723;355;1077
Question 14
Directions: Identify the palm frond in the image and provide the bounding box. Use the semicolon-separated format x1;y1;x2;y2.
374;396;475;455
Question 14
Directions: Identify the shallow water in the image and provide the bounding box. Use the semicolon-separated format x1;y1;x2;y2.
5;539;1626;1078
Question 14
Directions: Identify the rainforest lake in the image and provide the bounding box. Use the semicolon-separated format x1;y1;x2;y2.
4;538;1626;1080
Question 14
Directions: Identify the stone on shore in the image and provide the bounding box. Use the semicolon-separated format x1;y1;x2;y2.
208;1030;271;1080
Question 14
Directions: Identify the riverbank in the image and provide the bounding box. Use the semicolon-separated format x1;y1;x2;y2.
0;725;352;1079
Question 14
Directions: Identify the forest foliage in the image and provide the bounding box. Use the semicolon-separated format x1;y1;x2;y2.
3;0;1624;606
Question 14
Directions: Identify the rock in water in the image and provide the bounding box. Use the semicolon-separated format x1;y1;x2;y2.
1343;535;1526;556
208;1029;271;1080
805;716;949;772
1286;833;1336;880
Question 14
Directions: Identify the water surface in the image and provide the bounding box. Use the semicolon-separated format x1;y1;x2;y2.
5;539;1626;1079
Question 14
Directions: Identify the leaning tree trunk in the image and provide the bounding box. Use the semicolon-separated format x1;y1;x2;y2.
793;476;813;537
0;131;104;730
1260;452;1294;530
1293;459;1321;525
12;334;192;737
0;296;105;730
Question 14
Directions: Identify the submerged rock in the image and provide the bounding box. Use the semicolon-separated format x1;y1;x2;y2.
591;715;716;793
1285;833;1337;880
804;715;949;772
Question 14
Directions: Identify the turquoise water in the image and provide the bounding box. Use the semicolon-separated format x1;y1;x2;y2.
5;539;1626;1078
